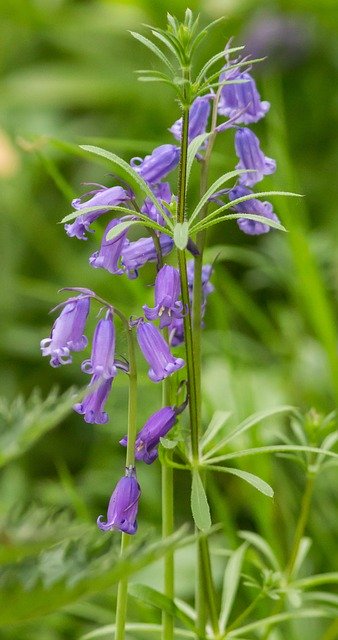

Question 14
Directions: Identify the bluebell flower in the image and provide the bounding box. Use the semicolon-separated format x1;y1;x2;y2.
141;182;173;227
130;144;180;185
235;127;276;187
120;406;177;464
168;317;185;347
169;95;212;142
40;295;90;367
137;320;185;382
121;234;174;279
81;310;117;379
143;265;184;328
89;218;129;275
65;185;131;240
218;66;270;124
73;373;114;424
228;185;280;235
97;467;140;534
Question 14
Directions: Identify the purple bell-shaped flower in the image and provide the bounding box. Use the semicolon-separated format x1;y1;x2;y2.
120;406;177;464
143;265;184;329
228;185;280;235
65;185;131;240
73;373;114;424
218;66;270;124
130;144;180;185
235;127;276;187
137;321;185;382
89;218;129;275
97;467;140;534
40;295;90;367
81;310;117;379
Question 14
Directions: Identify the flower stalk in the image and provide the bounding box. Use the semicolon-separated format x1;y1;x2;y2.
115;319;138;640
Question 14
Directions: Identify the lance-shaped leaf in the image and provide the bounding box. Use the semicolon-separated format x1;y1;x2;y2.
173;221;189;249
206;465;274;497
219;543;248;632
128;584;197;633
191;470;211;531
79;145;174;229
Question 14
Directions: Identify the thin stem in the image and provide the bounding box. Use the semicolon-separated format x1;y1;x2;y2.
226;593;263;633
115;322;138;640
162;333;174;640
285;474;315;579
261;473;316;640
200;536;220;637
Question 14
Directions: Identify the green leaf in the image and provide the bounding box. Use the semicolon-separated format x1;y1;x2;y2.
81;623;195;639
191;190;301;233
0;527;188;625
189;170;250;225
128;584;197;633
129;32;175;74
186;132;210;182
173;221;189;250
290;537;312;579
219;543;248;631
105;219;138;241
227;609;331;637
206;465;274;497
191;470;211;531
0;387;86;469
203;406;296;459
160;436;178;449
238;531;280;570
207;444;338;466
194;212;286;234
200;410;232;451
79;145;174;229
195;46;244;84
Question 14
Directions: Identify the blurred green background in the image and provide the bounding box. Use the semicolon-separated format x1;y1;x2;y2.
0;0;337;638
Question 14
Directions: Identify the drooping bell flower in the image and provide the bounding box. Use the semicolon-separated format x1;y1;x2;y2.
168;316;185;347
73;373;114;424
40;295;90;367
218;66;270;124
141;182;173;227
65;185;131;240
121;234;174;279
81;310;117;380
169;95;212;142
143;265;184;328
228;185;280;235
130;144;180;185
136;321;185;382
235;127;276;187
89;218;129;275
120;406;177;464
97;467;140;534
186;260;214;307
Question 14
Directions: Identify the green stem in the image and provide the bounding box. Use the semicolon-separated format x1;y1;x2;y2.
162;335;174;640
115;320;138;640
285;474;315;579
226;593;263;633
261;473;315;640
200;535;220;637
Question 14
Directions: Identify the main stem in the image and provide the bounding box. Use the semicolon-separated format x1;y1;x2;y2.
162;338;174;640
176;104;219;638
115;320;138;640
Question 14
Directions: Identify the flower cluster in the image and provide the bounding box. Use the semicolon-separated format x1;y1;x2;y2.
41;42;278;535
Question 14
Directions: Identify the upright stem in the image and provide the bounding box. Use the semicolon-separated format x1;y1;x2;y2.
115;320;138;640
162;338;174;640
285;474;315;579
176;104;201;462
176;103;219;638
